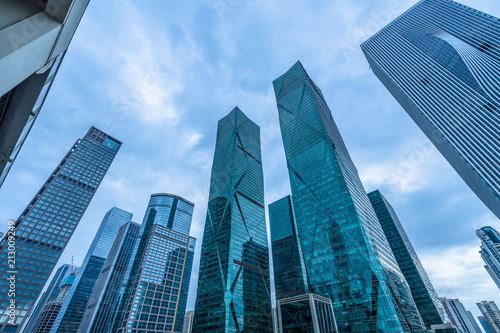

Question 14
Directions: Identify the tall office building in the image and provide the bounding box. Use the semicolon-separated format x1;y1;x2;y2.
0;0;90;187
368;190;446;328
440;298;481;333
32;274;75;333
0;126;121;332
269;196;308;299
23;264;78;333
114;194;196;333
193;108;272;332
77;221;140;333
477;301;500;333
361;0;500;219
182;311;194;333
273;61;425;332
477;227;500;289
50;208;133;332
478;316;494;333
466;311;483;333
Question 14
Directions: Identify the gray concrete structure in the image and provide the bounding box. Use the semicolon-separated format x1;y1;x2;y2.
0;0;90;187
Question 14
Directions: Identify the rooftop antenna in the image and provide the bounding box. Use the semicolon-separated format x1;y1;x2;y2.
70;256;76;275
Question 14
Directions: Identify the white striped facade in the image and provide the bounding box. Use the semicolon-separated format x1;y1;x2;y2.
361;0;500;219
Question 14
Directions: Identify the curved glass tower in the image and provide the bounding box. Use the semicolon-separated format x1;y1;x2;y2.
273;61;425;333
361;0;500;219
193;107;272;332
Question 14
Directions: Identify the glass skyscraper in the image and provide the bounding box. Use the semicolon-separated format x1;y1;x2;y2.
269;195;308;299
193;107;272;332
273;61;425;333
0;126;121;332
51;208;133;332
22;264;78;333
368;190;446;328
478;315;494;333
477;226;500;290
77;221;140;333
361;0;500;219
114;194;196;333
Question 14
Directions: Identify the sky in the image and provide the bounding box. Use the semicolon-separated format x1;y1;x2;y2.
1;0;499;326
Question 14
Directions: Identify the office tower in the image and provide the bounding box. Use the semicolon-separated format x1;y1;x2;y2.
194;107;272;332
51;208;133;332
0;126;121;332
368;190;447;328
477;301;500;333
269;196;308;299
477;227;500;289
273;61;425;332
182;311;194;333
77;221;140;333
277;294;338;333
0;0;90;187
361;0;500;219
467;311;484;333
114;194;196;333
479;316;494;333
440;298;482;333
23;264;78;333
32;274;75;333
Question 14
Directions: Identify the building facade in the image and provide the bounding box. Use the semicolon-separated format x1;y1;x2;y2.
269;196;308;299
32;275;75;333
0;126;121;332
51;208;133;332
114;194;196;333
77;221;140;333
0;0;90;187
361;0;500;219
368;190;447;328
193;108;272;332
273;61;425;333
440;298;481;333
477;227;500;289
477;301;500;333
22;264;78;333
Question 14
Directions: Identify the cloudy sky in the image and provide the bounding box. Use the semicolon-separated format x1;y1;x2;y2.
1;0;499;325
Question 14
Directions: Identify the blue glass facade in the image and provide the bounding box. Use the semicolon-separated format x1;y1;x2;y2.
0;127;121;332
51;207;133;332
114;194;196;333
361;0;500;219
269;196;308;299
273;61;425;332
368;190;447;328
193;107;272;332
22;264;78;333
77;221;140;333
478;316;494;333
477;227;500;290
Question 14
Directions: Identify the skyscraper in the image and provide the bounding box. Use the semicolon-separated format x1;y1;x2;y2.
51;208;133;332
269;195;308;299
477;301;500;333
477;227;500;289
440;298;482;333
114;194;196;333
193;107;272;332
0;0;90;187
361;0;500;219
32;274;76;333
0;126;121;332
478;316;494;333
368;190;447;328
22;264;78;333
77;221;140;333
273;61;425;332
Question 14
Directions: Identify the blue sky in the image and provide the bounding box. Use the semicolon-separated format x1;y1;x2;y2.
1;0;499;323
